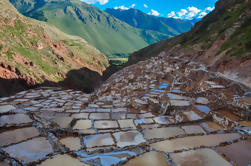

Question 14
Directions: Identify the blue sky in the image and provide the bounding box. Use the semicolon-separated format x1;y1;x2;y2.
81;0;218;20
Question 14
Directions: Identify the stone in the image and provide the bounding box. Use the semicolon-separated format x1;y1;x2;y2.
73;120;92;130
94;120;119;129
83;133;114;148
0;114;33;127
3;137;53;163
143;127;185;140
182;125;206;135
118;119;136;129
59;137;82;151
170;148;232;166
124;151;170;166
151;133;241;152
0;105;16;113
113;131;146;148
39;154;87;166
53;117;74;128
217;140;251;166
0;127;40;147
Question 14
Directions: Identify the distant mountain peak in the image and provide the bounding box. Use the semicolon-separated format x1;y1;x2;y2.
105;8;194;36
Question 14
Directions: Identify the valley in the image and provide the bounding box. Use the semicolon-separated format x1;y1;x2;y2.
0;0;250;165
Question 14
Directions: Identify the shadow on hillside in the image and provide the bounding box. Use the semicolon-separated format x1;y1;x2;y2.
0;78;38;97
0;67;102;98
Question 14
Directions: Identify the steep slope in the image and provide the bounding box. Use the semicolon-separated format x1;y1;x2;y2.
0;0;109;96
10;0;171;58
105;8;194;36
127;0;251;87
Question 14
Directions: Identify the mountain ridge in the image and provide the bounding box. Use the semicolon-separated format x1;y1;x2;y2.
10;0;171;58
105;8;194;36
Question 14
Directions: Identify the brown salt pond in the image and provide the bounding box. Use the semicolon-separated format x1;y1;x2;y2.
3;137;53;163
118;119;136;129
0;161;9;166
83;133;114;148
0;114;33;127
52;117;74;128
170;148;232;166
238;121;251;126
200;121;225;132
39;154;88;166
0;105;16;113
150;133;241;152
143;127;185;140
181;125;206;135
124;151;170;166
94;120;119;129
217;140;251;166
182;111;203;121
59;136;82;151
73;120;92;130
0;127;40;147
113;131;146;148
216;110;241;121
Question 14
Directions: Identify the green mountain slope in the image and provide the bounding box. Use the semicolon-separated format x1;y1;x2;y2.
10;0;171;58
105;8;194;36
0;0;109;96
127;0;251;87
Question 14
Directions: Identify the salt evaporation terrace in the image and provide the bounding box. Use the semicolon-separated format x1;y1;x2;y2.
0;52;250;166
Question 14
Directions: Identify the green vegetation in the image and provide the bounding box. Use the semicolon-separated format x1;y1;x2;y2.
10;0;170;58
109;57;128;66
0;0;109;89
128;0;251;66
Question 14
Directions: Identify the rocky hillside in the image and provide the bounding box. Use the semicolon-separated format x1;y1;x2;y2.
10;0;171;58
105;8;194;36
127;0;251;87
0;0;109;97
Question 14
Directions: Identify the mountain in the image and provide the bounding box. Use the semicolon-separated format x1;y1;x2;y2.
105;8;194;36
127;0;251;87
10;0;171;58
0;0;109;96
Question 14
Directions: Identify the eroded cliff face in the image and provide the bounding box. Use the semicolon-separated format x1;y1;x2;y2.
128;0;251;87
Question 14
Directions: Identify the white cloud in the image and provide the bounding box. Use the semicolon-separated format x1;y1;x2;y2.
114;5;129;10
143;4;148;8
167;6;214;20
206;7;215;11
130;4;136;8
148;9;160;16
168;11;175;18
177;9;187;17
81;0;108;5
198;11;207;18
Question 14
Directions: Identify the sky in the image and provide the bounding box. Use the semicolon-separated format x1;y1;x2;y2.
81;0;218;20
